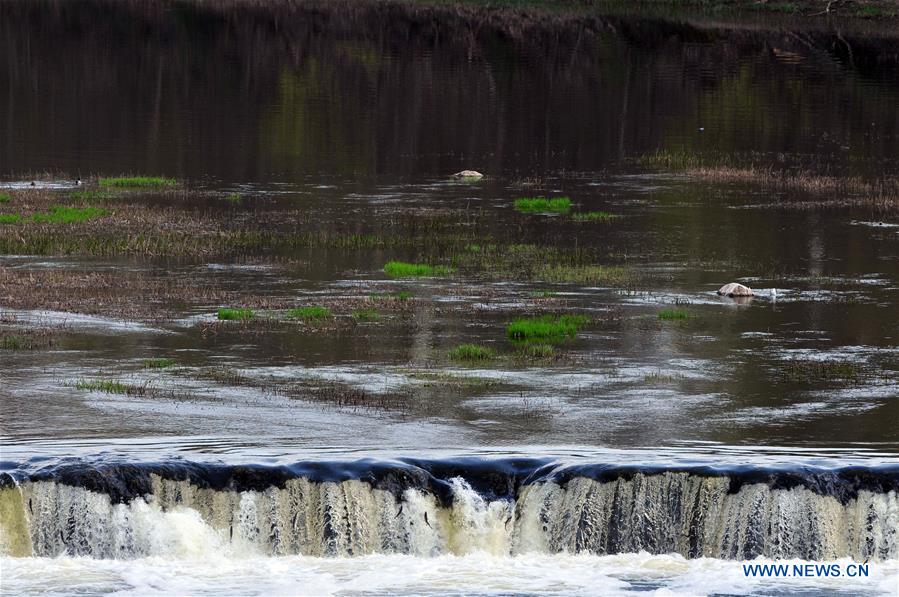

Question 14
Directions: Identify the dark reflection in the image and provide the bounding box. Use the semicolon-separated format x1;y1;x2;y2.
2;0;898;180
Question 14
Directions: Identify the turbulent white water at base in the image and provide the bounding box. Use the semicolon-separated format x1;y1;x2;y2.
3;553;897;596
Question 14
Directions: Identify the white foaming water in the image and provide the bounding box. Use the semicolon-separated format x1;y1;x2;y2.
3;553;897;596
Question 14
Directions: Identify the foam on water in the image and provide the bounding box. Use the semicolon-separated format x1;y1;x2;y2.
3;552;896;596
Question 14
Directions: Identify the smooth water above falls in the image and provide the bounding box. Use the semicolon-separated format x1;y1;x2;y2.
2;459;897;563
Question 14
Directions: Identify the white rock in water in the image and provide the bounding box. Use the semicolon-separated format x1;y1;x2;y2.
452;170;484;179
717;282;754;297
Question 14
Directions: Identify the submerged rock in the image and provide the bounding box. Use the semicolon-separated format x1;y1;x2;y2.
717;282;754;297
452;170;484;179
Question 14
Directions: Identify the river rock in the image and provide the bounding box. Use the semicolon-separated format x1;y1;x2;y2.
452;170;484;179
717;282;754;297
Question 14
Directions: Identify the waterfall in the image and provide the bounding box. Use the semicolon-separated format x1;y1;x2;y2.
2;463;896;561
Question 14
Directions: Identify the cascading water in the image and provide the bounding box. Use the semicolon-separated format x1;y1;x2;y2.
2;460;896;562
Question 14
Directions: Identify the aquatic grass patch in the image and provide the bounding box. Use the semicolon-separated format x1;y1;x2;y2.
30;205;110;224
191;367;257;388
384;261;454;278
781;360;864;383
0;329;57;350
225;193;243;203
453;243;637;287
506;314;589;343
143;358;176;369
69;190;116;203
638;150;899;210
369;290;413;303
515;343;557;360
74;379;135;394
530;289;557;298
448;344;496;362
352;308;380;322
99;176;177;188
643;371;684;384
513;197;571;213
311;384;412;412
287;305;331;320
4;204;110;225
73;378;191;400
0;193;10;203
635;149;717;170
572;211;618;222
217;307;254;321
402;370;502;390
658;309;689;320
534;264;633;286
855;4;896;17
0;335;25;350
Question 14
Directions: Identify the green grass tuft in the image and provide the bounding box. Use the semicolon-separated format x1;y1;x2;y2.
507;314;589;343
143;358;176;369
767;2;798;13
217;307;254;321
1;335;25;350
70;190;116;203
352;308;380;322
572;211;617;222
448;344;496;361
515;343;556;360
225;193;242;203
514;197;571;213
31;206;109;224
75;379;129;394
384;261;454;278
0;192;10;203
530;289;557;298
99;176;177;188
0;214;22;224
658;309;689;320
369;291;413;301
287;305;331;320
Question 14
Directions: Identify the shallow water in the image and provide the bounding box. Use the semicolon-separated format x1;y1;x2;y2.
1;1;898;595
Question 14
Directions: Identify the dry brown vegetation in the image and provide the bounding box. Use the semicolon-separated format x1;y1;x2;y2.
0;267;236;320
0;188;472;258
184;366;414;413
0;266;428;323
688;166;899;210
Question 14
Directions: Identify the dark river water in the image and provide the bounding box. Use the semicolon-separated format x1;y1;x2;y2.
3;1;899;179
1;2;898;595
